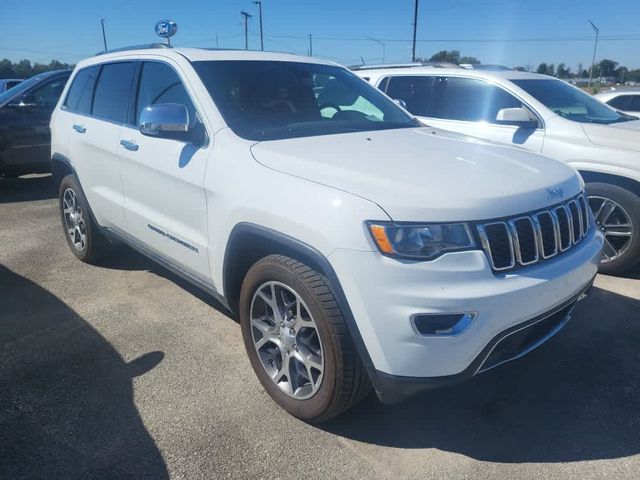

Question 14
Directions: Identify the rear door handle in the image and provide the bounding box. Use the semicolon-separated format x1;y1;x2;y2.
72;124;86;134
120;140;139;152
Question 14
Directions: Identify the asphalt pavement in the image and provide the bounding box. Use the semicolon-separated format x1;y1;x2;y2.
1;174;639;479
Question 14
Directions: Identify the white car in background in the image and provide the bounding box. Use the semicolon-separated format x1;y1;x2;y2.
595;89;640;118
355;66;640;273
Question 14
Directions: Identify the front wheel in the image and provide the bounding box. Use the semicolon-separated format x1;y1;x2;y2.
239;255;370;422
587;182;640;275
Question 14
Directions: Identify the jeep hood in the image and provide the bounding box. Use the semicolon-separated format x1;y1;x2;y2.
581;119;640;152
250;127;582;222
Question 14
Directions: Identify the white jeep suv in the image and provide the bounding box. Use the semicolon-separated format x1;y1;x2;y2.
51;47;603;421
356;66;640;274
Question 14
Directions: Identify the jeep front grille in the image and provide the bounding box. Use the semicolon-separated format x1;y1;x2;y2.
477;193;593;272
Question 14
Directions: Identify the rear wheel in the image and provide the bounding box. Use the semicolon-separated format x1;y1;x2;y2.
586;182;640;274
59;174;110;263
239;254;370;422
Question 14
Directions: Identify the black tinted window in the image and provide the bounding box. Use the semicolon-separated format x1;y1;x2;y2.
431;77;523;123
135;62;197;127
20;75;69;109
92;62;136;123
385;76;436;116
64;66;99;114
607;96;631;110
629;95;640;111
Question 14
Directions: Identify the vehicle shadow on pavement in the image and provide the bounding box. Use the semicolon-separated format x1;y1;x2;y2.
0;265;169;478
0;174;56;204
321;286;640;463
96;245;236;321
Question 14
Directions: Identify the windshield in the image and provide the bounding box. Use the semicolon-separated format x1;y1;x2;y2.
512;78;632;125
193;60;419;141
0;73;52;106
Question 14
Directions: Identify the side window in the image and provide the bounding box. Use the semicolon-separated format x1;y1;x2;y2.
607;96;631;110
385;76;436;117
628;95;640;111
431;77;525;124
378;77;390;92
21;75;69;109
64;66;99;114
92;62;136;123
135;62;197;127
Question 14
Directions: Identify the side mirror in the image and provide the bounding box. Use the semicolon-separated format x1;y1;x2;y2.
139;103;189;138
495;107;538;128
393;98;408;109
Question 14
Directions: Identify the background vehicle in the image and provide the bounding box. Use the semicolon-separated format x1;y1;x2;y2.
51;47;602;421
0;78;23;93
595;89;640;117
356;66;640;274
0;70;70;177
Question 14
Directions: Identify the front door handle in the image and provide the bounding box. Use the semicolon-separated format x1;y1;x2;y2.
72;124;86;134
120;140;139;152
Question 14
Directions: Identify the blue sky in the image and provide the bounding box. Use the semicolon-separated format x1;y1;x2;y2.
2;0;640;70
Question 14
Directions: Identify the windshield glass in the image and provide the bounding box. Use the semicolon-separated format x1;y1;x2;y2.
0;73;53;105
512;78;632;124
193;60;419;141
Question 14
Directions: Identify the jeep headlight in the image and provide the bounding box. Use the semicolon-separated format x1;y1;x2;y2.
367;222;476;259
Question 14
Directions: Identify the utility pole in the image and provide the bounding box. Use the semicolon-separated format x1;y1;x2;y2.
308;34;313;56
587;20;599;89
253;1;264;51
367;36;386;64
216;33;219;48
100;19;108;51
411;0;419;62
241;11;252;50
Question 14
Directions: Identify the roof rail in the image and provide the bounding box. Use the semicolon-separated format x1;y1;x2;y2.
96;43;172;56
350;61;461;71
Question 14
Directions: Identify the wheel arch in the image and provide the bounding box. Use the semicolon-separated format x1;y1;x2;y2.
222;222;377;380
51;153;76;189
579;170;640;197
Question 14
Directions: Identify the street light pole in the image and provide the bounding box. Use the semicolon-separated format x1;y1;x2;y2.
253;1;264;51
100;19;108;51
587;20;599;89
241;11;252;50
308;34;313;56
367;36;386;64
411;0;419;62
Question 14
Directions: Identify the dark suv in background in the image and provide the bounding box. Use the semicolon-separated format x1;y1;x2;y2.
0;70;70;178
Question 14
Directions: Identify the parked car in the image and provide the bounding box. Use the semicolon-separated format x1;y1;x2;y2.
0;70;71;177
595;88;640;118
355;66;640;274
51;46;602;421
0;78;24;93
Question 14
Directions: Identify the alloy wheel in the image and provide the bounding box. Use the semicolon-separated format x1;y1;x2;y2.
62;188;87;251
249;281;324;400
588;195;634;263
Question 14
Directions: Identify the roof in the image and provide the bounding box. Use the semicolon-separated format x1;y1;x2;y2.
353;65;550;81
80;46;337;67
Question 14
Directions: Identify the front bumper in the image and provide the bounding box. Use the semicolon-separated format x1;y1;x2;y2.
328;228;603;403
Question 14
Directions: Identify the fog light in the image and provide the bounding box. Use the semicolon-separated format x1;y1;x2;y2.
411;312;477;336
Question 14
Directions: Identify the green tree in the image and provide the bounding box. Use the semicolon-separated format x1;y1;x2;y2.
459;55;480;65
429;50;460;64
598;59;619;78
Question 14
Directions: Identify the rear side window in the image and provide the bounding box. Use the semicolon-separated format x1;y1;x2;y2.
607;95;632;110
385;76;436;117
629;95;640;111
64;66;99;114
92;62;136;123
135;61;197;127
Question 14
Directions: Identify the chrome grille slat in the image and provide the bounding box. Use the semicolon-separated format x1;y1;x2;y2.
477;193;592;272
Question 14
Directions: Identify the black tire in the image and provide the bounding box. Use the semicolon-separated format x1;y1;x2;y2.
58;174;110;264
239;254;370;422
586;182;640;275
